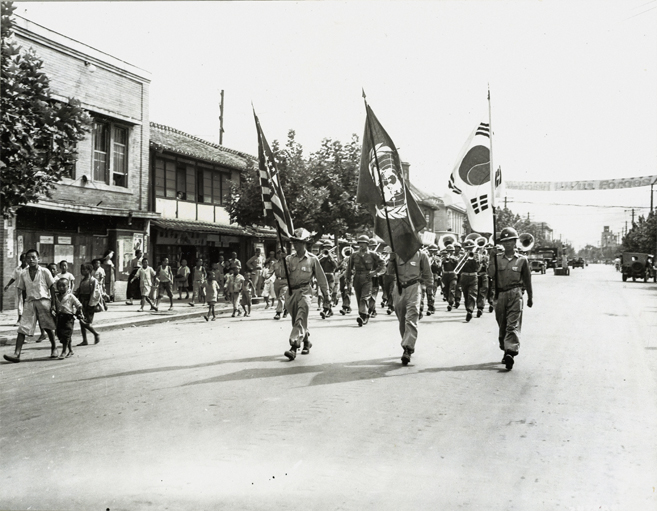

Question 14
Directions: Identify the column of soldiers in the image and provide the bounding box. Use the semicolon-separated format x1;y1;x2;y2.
275;227;531;371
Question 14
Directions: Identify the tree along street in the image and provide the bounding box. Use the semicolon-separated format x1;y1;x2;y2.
1;264;655;510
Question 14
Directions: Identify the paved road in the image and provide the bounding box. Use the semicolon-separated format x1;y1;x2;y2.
1;264;656;510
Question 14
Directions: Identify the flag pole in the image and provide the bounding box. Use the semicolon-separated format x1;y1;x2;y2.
253;107;293;293
488;85;500;300
362;92;402;294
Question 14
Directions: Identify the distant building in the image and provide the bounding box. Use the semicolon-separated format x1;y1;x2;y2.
2;16;156;309
148;123;277;268
601;226;619;248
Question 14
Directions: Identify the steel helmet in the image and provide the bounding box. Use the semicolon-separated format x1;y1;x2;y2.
499;227;519;242
357;235;370;244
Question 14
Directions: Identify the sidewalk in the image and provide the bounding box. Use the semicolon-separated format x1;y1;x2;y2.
0;296;265;346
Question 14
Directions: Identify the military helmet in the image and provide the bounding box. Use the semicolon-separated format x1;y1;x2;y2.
462;239;476;249
499;227;519;242
446;245;455;252
357;235;370;244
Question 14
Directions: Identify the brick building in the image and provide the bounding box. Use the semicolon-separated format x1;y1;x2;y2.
1;16;157;310
408;182;467;245
148;123;277;269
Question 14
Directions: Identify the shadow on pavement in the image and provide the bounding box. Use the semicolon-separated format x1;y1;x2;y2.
180;357;404;388
62;354;283;382
418;361;505;374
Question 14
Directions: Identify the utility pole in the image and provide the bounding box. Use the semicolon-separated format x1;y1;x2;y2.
631;208;635;226
218;89;225;145
504;196;507;209
651;177;656;213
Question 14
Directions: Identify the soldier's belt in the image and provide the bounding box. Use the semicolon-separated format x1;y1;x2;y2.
460;272;478;276
400;278;420;289
498;284;522;292
442;271;456;274
354;271;372;275
289;282;310;290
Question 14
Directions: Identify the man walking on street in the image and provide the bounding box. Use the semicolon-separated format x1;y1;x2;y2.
283;229;330;361
389;247;433;366
247;248;265;297
458;239;479;322
272;248;289;320
488;227;533;371
346;235;385;327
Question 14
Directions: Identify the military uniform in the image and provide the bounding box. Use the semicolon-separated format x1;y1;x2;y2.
441;252;458;310
319;252;338;313
284;250;329;356
488;252;532;357
476;251;490;316
346;249;385;324
272;258;289;318
391;249;433;365
459;255;479;320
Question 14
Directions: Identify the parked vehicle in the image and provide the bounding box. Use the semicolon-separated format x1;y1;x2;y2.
569;257;585;269
621;252;656;282
529;258;546;274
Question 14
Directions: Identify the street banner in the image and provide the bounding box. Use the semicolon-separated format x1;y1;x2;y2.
506;175;657;191
357;104;426;262
253;111;294;239
448;120;502;234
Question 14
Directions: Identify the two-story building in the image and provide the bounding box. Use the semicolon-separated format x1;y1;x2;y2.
149;123;277;268
2;16;158;309
408;182;467;245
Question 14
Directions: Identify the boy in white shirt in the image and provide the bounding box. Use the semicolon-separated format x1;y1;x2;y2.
54;260;75;292
54;278;86;359
4;249;59;362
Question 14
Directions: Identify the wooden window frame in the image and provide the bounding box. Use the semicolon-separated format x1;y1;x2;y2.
91;117;130;188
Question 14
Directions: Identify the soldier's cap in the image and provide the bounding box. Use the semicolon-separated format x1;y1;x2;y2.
320;240;333;247
383;246;392;254
357;235;370;244
498;227;519;242
429;244;438;251
446;245;455;251
453;242;462;248
289;227;314;243
462;240;476;249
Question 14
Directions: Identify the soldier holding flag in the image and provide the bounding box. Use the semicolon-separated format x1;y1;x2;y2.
356;96;429;364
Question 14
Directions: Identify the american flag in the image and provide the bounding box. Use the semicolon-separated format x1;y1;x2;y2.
253;111;294;238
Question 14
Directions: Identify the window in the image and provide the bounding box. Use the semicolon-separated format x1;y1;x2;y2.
91;118;130;187
154;156;230;205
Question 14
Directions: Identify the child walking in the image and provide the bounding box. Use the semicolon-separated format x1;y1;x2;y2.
155;257;174;311
130;258;157;312
225;266;245;317
241;272;255;317
75;263;102;346
176;259;190;300
54;278;85;358
203;271;221;321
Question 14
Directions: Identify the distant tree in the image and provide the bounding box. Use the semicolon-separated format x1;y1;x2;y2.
1;1;91;218
622;212;657;254
229;130;372;240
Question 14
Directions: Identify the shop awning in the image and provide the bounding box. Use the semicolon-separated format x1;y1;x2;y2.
152;219;277;239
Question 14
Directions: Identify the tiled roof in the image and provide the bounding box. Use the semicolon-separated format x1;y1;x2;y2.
152;219;277;239
408;181;444;210
149;123;257;171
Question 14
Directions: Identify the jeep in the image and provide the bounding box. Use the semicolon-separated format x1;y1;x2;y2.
621;252;656;282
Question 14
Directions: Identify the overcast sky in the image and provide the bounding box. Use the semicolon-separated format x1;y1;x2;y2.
15;0;657;249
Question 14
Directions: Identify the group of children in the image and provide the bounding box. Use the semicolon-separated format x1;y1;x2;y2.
3;250;105;363
127;257;256;320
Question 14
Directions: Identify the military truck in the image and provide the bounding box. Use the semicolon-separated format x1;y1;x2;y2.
621;252;656;282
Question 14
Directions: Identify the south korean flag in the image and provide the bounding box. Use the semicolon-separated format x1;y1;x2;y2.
447;120;502;234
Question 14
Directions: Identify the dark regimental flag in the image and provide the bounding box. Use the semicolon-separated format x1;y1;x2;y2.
357;104;426;262
448;119;502;234
253;111;294;238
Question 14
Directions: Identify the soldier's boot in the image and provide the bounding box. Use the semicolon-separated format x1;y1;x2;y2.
476;309;483;318
301;334;312;355
466;311;473;322
284;340;300;361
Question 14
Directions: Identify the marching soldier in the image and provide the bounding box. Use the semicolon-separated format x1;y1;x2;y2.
457;239;479;322
283;229;330;361
368;238;381;317
337;248;353;315
389;248;433;365
346;235;385;327
441;245;458;311
318;240;338;318
381;246;396;315
272;248;289;320
476;243;490;317
488;227;533;370
426;245;440;315
452;242;463;309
